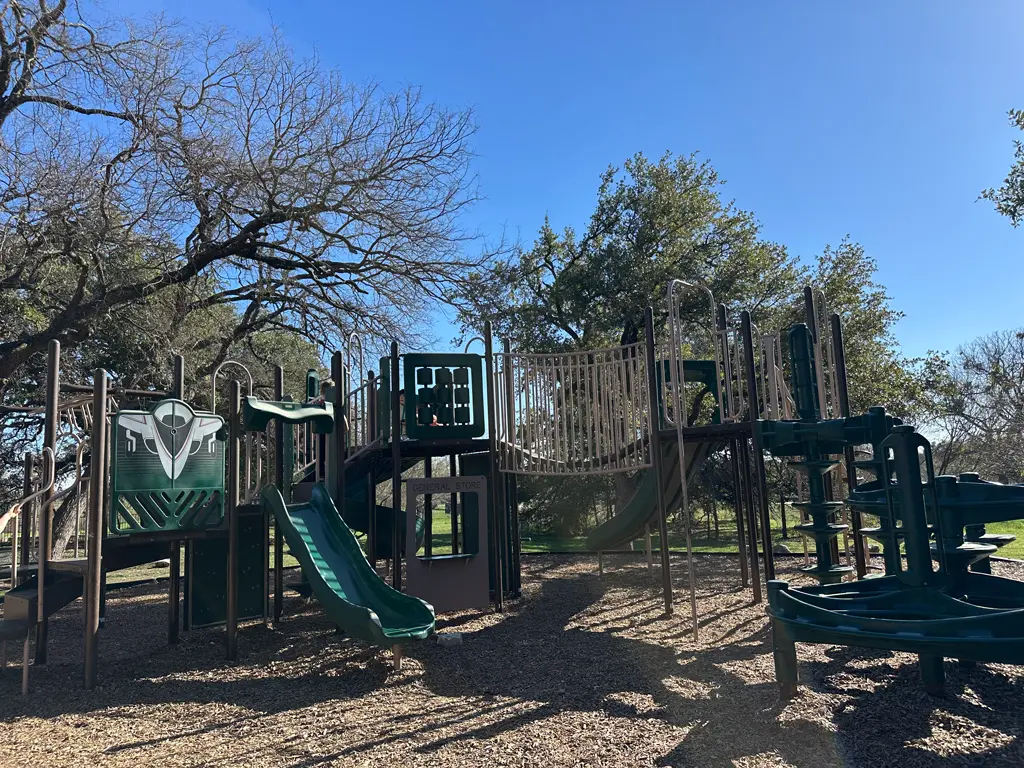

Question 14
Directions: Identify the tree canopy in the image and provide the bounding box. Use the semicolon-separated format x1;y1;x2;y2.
982;108;1024;227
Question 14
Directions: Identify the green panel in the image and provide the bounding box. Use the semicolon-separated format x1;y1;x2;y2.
403;353;485;439
657;359;722;425
265;483;434;645
110;399;225;534
187;514;267;628
243;396;334;434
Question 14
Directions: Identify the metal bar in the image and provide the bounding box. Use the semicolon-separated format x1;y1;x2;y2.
738;436;763;602
34;340;61;664
226;380;241;661
367;371;378;568
449;452;459;555
390;343;402;591
741;312;775;582
273;366;285;624
167;356;185;644
84;369;107;689
666;280;702;638
644;307;673;616
484;322;506;610
332;352;347;514
60;383;168;398
423;457;433;557
831;314;867;578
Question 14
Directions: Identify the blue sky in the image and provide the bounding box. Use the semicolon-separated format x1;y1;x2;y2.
113;0;1022;358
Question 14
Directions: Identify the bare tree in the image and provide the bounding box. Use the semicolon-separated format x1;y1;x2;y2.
1;2;492;394
924;330;1024;482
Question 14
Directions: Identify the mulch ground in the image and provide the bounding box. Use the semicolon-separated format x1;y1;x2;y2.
1;554;1022;767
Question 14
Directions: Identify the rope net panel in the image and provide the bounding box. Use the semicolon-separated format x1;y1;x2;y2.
493;342;653;475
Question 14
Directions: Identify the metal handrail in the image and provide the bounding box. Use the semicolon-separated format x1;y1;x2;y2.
665;279;705;641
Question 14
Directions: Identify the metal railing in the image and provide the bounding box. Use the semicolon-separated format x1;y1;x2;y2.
2;448;55;591
493;343;653;475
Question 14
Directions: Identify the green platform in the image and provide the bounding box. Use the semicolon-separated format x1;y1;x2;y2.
263;483;435;646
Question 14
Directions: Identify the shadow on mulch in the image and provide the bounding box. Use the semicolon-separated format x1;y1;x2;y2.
1;554;1022;767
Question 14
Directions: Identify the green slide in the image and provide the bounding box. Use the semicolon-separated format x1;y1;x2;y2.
586;440;719;551
263;482;435;646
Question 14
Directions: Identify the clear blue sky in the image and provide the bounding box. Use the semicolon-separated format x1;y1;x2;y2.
114;0;1022;358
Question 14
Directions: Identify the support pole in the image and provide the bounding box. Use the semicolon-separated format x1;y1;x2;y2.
423;457;433;557
36;340;60;664
84;369;107;689
449;453;459;555
367;371;378;569
226;380;240;661
831;314;867;579
643;307;673;616
168;355;185;644
741;312;775;582
273;366;285;624
390;343;403;591
332;351;347;515
484;322;505;611
718;304;750;590
738;438;763;602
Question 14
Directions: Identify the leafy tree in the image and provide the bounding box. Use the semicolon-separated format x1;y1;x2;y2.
982;108;1024;226
459;152;803;353
460;154;920;536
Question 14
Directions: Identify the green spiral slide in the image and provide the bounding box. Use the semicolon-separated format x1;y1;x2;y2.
263;483;435;647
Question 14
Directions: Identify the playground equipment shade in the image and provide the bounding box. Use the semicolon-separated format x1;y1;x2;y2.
263;483;435;645
585;439;718;551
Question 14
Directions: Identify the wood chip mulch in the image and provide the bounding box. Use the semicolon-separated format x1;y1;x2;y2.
1;554;1023;767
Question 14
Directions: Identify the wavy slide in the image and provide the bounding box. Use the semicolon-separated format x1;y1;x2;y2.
586;439;719;551
263;482;435;647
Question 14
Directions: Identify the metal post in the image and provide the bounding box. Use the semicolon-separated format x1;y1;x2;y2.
35;340;60;663
84;369;107;689
484;322;506;611
738;438;763;602
805;288;841;565
226;380;240;661
332;351;347;512
423;457;433;557
367;371;378;568
831;314;866;578
390;343;403;591
719;304;750;590
449;452;459;555
643;307;673;616
741;312;775;582
168;355;185;644
273;366;285;624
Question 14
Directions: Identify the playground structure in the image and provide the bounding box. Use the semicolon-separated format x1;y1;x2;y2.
761;322;1024;698
1;280;921;695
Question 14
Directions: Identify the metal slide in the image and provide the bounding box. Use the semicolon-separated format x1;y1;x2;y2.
263;483;435;646
585;440;719;552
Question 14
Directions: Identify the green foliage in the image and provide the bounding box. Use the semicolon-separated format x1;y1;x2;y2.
459;152;804;352
780;238;924;419
982;108;1024;226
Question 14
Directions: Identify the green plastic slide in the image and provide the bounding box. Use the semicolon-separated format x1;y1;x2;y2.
585;439;718;551
263;482;435;646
